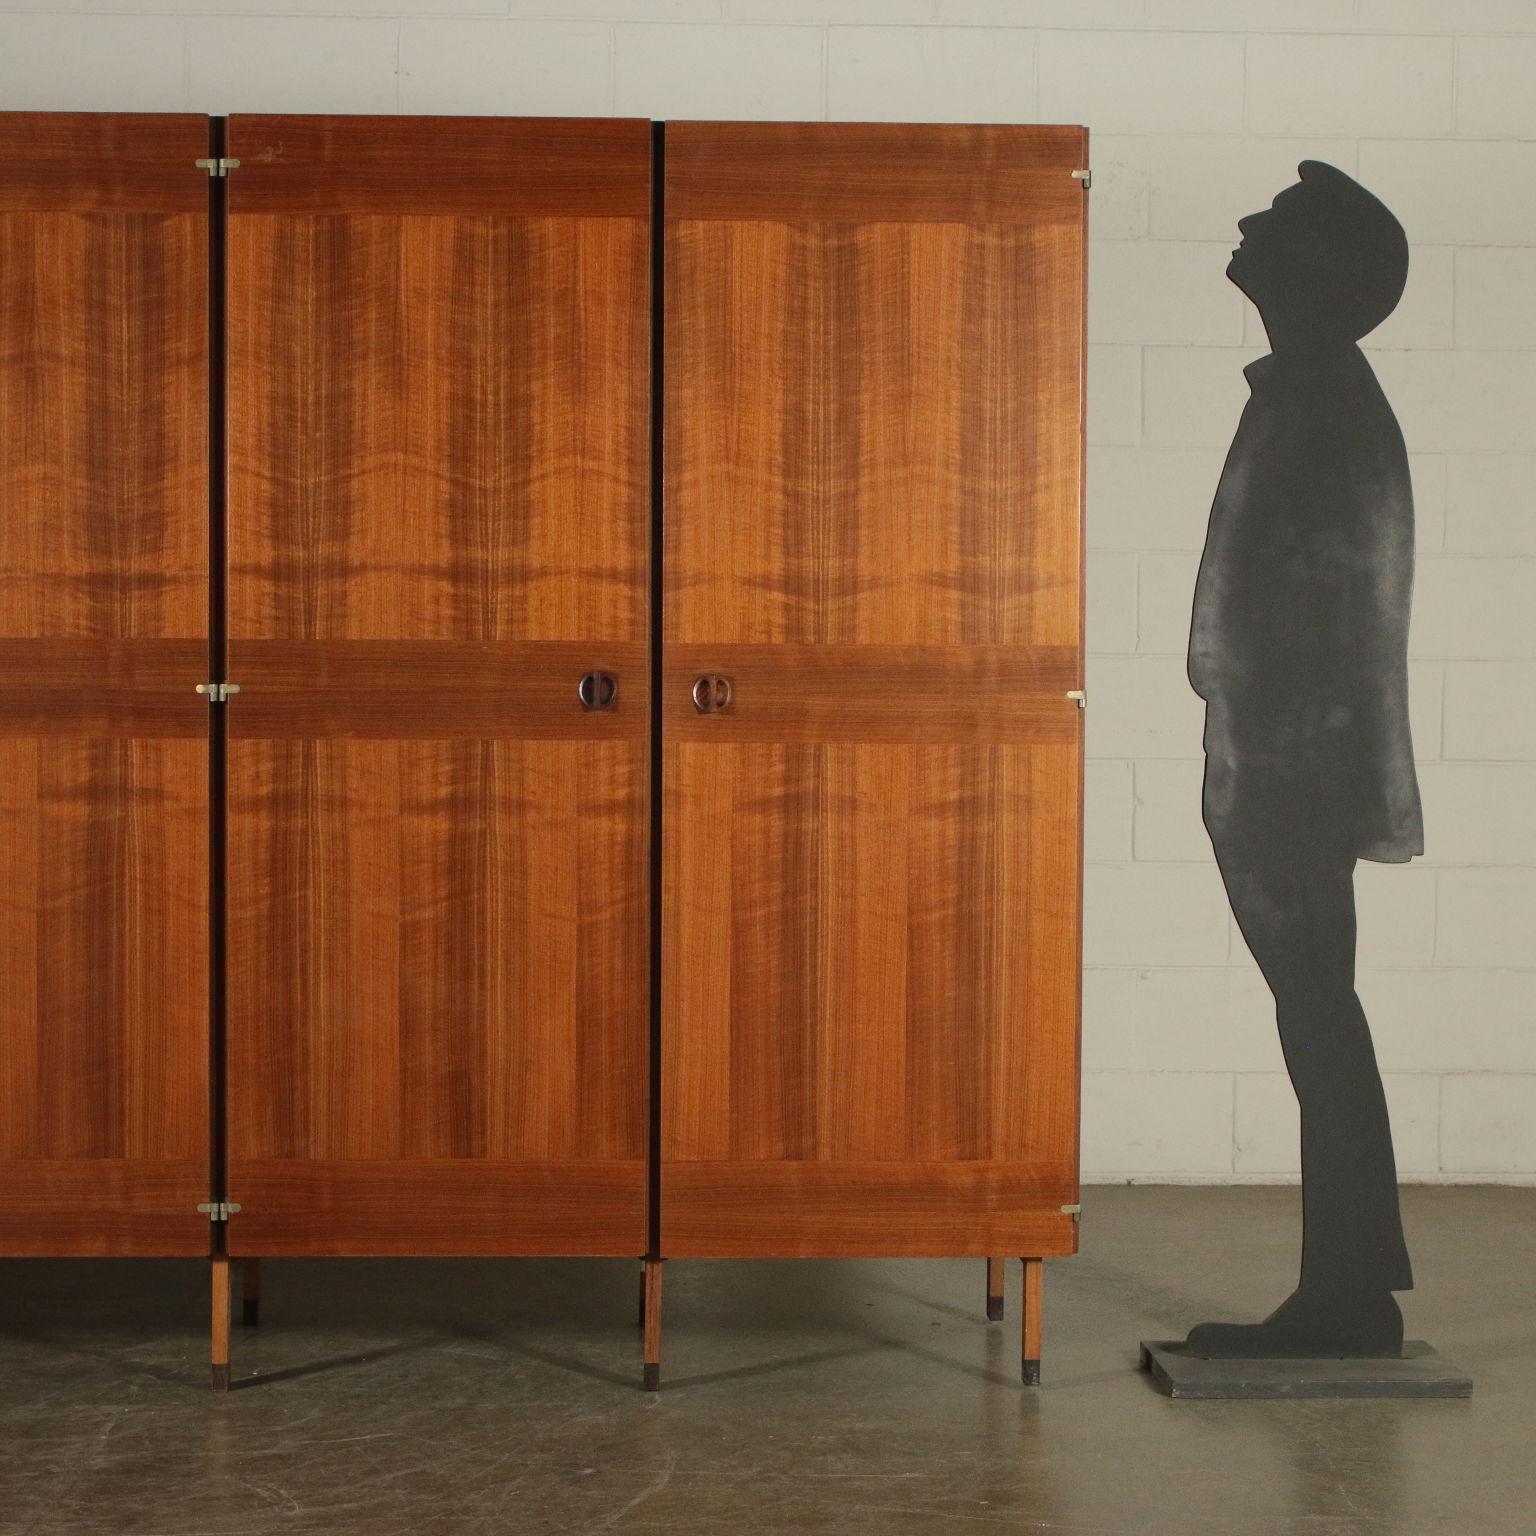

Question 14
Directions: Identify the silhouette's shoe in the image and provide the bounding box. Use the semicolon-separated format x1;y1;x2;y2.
1186;1287;1404;1359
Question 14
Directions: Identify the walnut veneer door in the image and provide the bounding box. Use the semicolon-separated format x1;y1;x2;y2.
661;123;1085;1259
224;117;651;1256
0;113;211;1256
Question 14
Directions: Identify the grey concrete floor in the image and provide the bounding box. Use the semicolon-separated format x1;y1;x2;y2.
0;1185;1531;1536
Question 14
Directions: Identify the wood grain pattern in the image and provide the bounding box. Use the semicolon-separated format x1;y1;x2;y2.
664;743;1080;1163
662;1164;1076;1259
0;114;210;1257
228;740;646;1162
664;645;1078;744
228;116;650;218
230;1159;645;1257
233;640;646;739
0;112;208;214
0;1160;209;1255
666;122;1085;224
0;639;207;736
661;123;1085;1259
664;218;1081;649
225;118;650;1258
226;207;646;642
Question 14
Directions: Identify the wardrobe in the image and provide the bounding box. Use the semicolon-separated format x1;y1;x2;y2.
0;111;1086;1392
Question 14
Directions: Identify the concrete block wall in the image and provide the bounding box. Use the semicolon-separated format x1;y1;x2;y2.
1;0;1530;1181
1072;8;1536;1184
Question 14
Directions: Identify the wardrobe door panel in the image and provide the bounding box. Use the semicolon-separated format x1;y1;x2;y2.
0;113;211;1256
225;117;651;1257
661;124;1085;1258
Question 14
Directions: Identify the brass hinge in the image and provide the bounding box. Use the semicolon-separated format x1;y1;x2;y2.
197;1201;241;1222
1065;689;1086;709
1061;1203;1082;1219
1071;168;1091;190
194;157;240;178
195;682;240;703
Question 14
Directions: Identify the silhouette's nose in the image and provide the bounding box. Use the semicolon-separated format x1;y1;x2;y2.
1236;212;1263;238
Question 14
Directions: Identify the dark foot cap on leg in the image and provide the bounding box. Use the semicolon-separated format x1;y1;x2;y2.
986;1297;1004;1323
241;1300;260;1328
643;1363;660;1393
211;1363;231;1393
1021;1359;1040;1387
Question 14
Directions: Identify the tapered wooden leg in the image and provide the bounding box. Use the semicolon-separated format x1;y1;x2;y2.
986;1258;1005;1322
1021;1258;1043;1386
642;1258;663;1392
211;1258;231;1392
241;1258;261;1327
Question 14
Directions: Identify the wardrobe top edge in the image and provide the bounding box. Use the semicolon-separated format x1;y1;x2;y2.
0;112;1084;135
0;115;1086;220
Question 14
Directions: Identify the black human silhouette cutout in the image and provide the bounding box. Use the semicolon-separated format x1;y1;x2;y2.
1185;161;1422;1358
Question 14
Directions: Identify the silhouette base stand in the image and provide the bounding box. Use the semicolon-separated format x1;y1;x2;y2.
1140;1339;1471;1400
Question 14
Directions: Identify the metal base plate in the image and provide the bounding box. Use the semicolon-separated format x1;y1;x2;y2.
1140;1340;1472;1399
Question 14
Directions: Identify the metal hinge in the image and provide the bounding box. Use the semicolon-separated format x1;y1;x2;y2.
1061;1203;1082;1219
195;682;240;703
197;1201;241;1222
1071;168;1091;190
1065;689;1086;709
194;157;240;178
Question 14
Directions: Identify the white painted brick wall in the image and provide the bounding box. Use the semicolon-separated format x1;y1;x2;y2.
0;0;1529;1182
400;21;613;116
1444;455;1536;554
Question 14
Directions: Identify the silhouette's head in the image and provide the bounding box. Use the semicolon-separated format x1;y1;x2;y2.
1228;161;1408;347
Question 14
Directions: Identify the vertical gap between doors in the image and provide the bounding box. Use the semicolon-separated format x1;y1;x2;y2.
647;120;665;1262
207;115;230;1255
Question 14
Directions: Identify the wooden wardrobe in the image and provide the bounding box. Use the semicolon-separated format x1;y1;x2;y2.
0;111;1086;1393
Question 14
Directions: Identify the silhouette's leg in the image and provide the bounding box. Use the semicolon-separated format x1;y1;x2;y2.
642;1258;663;1392
241;1258;261;1327
1021;1259;1042;1385
211;1258;231;1392
1224;838;1409;1294
986;1258;1005;1322
1280;983;1408;1299
1189;825;1410;1357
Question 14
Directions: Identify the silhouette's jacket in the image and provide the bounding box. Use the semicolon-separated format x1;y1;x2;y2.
1185;161;1421;1360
